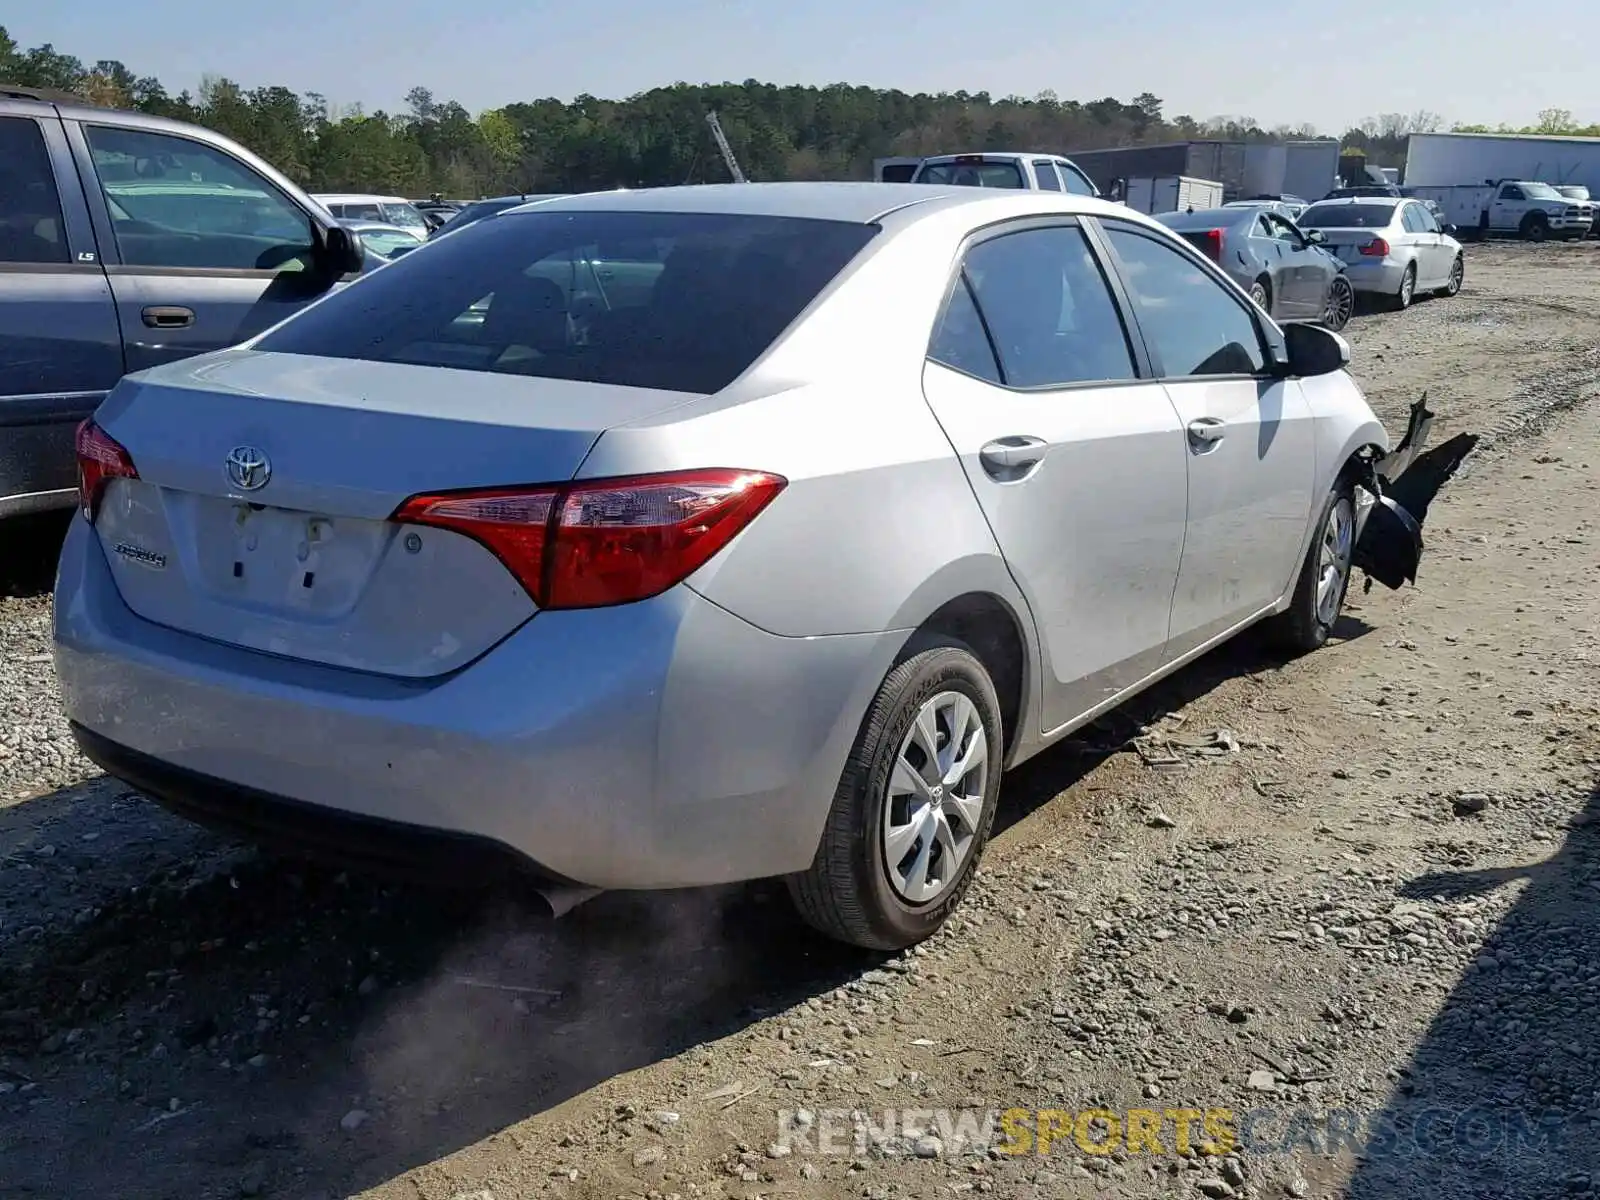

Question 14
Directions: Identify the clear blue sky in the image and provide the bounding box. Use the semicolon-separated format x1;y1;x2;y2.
12;0;1598;134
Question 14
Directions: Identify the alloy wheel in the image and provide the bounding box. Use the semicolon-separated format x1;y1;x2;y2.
1316;496;1355;627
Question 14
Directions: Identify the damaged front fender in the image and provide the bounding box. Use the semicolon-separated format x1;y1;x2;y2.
1351;393;1479;592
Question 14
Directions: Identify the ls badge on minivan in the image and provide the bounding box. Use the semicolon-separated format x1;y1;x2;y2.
226;446;272;492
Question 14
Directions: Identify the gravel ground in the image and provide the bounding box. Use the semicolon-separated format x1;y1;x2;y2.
3;240;1600;1200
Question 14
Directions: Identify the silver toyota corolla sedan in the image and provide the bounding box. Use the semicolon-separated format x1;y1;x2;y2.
54;183;1443;950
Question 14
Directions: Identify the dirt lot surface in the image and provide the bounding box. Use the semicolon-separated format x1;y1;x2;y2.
4;241;1600;1200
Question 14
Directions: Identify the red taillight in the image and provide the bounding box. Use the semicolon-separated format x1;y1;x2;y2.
393;468;787;610
1360;236;1390;257
75;419;138;523
1201;229;1224;261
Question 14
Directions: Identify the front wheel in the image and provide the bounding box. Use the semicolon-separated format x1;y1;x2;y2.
1263;480;1356;655
1321;275;1354;332
788;640;1003;950
1522;213;1548;243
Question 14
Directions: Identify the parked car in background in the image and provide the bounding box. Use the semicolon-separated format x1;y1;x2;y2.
875;152;1099;196
1296;197;1465;310
430;193;570;236
1223;198;1301;221
0;84;369;520
342;220;426;260
1156;205;1354;331
53;182;1439;951
312;193;432;241
411;196;462;230
1324;184;1402;200
1242;193;1310;219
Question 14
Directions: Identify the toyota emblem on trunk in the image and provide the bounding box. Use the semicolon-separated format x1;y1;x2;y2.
226;445;271;491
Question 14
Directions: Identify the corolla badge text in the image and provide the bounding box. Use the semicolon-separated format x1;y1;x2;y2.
113;543;167;570
226;446;271;492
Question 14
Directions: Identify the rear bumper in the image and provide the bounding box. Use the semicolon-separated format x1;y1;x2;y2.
1340;258;1409;294
53;516;903;889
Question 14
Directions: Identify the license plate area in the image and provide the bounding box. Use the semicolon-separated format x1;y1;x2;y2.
188;499;391;619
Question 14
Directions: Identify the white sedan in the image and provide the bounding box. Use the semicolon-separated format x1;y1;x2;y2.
1296;196;1465;311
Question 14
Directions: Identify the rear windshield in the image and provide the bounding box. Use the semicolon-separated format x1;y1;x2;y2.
1298;203;1397;229
915;161;1026;189
256;209;879;395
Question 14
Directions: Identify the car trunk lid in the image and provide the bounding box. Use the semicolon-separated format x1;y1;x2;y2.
90;349;698;678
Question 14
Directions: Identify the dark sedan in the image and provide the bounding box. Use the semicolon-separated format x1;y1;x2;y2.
1155;205;1354;332
430;193;571;238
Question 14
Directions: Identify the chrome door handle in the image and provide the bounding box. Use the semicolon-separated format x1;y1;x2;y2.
979;436;1048;475
1187;418;1226;447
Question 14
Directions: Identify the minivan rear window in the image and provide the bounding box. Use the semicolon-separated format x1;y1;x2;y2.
1297;203;1398;229
257;210;879;395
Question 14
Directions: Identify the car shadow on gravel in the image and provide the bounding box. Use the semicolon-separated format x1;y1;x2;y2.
0;510;71;598
996;612;1376;834
0;607;1374;1199
1343;780;1600;1199
0;798;873;1199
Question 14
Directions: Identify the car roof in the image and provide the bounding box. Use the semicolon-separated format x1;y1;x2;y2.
501;181;1134;228
917;151;1077;162
1309;195;1402;207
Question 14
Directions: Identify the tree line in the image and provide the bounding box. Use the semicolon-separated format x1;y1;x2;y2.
0;25;1571;198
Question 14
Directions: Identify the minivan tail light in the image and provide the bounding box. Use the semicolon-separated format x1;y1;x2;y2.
75;419;138;523
393;468;787;610
1360;236;1390;257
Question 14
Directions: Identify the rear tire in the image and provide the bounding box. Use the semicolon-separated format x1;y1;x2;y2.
1263;479;1356;656
1321;275;1354;332
1385;263;1416;311
1249;277;1271;313
1436;254;1464;298
788;640;1003;951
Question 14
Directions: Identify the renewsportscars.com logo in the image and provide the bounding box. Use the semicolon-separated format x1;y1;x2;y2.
770;1105;1572;1160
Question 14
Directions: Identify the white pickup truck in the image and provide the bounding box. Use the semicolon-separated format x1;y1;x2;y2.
873;152;1099;196
1403;179;1594;242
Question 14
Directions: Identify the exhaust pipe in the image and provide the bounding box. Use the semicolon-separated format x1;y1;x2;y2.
533;884;604;918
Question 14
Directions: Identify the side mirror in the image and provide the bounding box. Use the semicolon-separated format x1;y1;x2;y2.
388;242;417;258
1441;223;1457;235
1305;229;1327;244
1278;321;1349;378
320;225;365;275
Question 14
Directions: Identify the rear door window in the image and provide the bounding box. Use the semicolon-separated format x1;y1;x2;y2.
951;224;1137;388
0;116;71;264
256;210;879;395
83;125;316;271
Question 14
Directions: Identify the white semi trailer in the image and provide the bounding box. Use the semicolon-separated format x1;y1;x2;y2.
1405;131;1600;193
